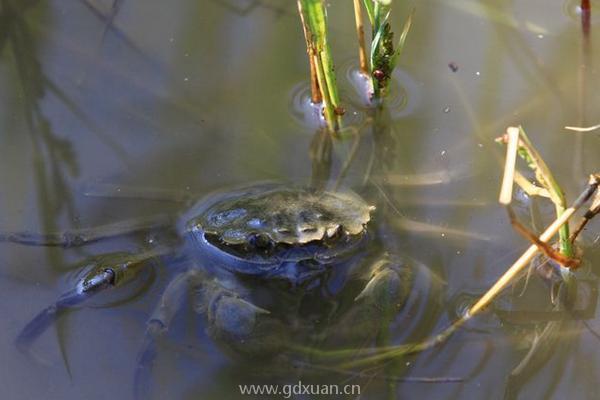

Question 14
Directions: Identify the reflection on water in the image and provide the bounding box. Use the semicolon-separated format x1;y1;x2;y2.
0;0;599;399
1;0;78;272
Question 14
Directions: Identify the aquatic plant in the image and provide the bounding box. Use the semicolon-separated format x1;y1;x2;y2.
296;0;414;131
297;0;343;131
497;126;574;258
354;0;414;100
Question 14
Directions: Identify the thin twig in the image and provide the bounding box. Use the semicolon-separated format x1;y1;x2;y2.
565;124;600;132
570;188;600;243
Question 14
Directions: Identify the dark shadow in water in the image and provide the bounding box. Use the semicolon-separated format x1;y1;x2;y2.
1;0;79;268
79;0;166;78
309;128;333;190
1;0;82;379
0;0;155;378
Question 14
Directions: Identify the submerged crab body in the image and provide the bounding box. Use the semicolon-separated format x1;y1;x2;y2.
14;182;416;399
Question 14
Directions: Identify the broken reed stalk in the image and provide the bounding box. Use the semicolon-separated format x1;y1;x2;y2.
353;0;369;74
498;126;520;205
335;174;600;369
467;181;595;317
297;0;343;132
497;126;573;257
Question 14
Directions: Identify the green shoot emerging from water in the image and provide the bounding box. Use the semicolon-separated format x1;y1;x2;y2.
297;0;343;132
355;0;414;100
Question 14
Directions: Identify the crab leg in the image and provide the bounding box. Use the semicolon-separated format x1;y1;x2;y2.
81;182;193;203
134;269;202;400
16;252;159;354
330;255;412;347
16;288;93;353
0;214;173;247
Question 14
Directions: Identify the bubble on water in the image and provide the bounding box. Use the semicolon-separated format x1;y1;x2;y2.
289;61;421;131
287;82;325;130
287;80;367;131
450;293;477;320
344;65;374;106
340;60;421;121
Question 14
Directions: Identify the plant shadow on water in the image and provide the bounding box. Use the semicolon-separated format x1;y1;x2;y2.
0;1;599;400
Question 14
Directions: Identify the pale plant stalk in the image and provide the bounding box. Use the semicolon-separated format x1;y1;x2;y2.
498;126;520;205
353;0;369;74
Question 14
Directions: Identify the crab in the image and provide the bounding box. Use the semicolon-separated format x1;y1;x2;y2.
13;182;416;397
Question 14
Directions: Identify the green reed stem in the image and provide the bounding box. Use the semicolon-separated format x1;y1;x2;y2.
358;1;414;100
297;0;343;131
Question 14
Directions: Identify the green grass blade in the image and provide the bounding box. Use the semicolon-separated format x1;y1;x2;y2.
516;127;572;256
362;0;375;26
390;9;415;70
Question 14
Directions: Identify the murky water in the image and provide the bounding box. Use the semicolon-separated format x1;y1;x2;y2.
0;1;599;399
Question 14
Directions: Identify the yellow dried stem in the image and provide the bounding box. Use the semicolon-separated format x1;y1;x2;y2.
499;126;520;205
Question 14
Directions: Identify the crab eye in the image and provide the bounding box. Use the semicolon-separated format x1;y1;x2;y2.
247;233;272;250
81;268;115;293
300;226;318;234
275;227;292;235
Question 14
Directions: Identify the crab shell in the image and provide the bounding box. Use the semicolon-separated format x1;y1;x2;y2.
181;183;374;277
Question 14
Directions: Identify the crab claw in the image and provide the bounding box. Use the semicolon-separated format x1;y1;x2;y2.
203;292;288;358
208;295;271;337
354;263;406;315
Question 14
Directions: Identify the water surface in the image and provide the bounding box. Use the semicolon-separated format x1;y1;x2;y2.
0;1;599;399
